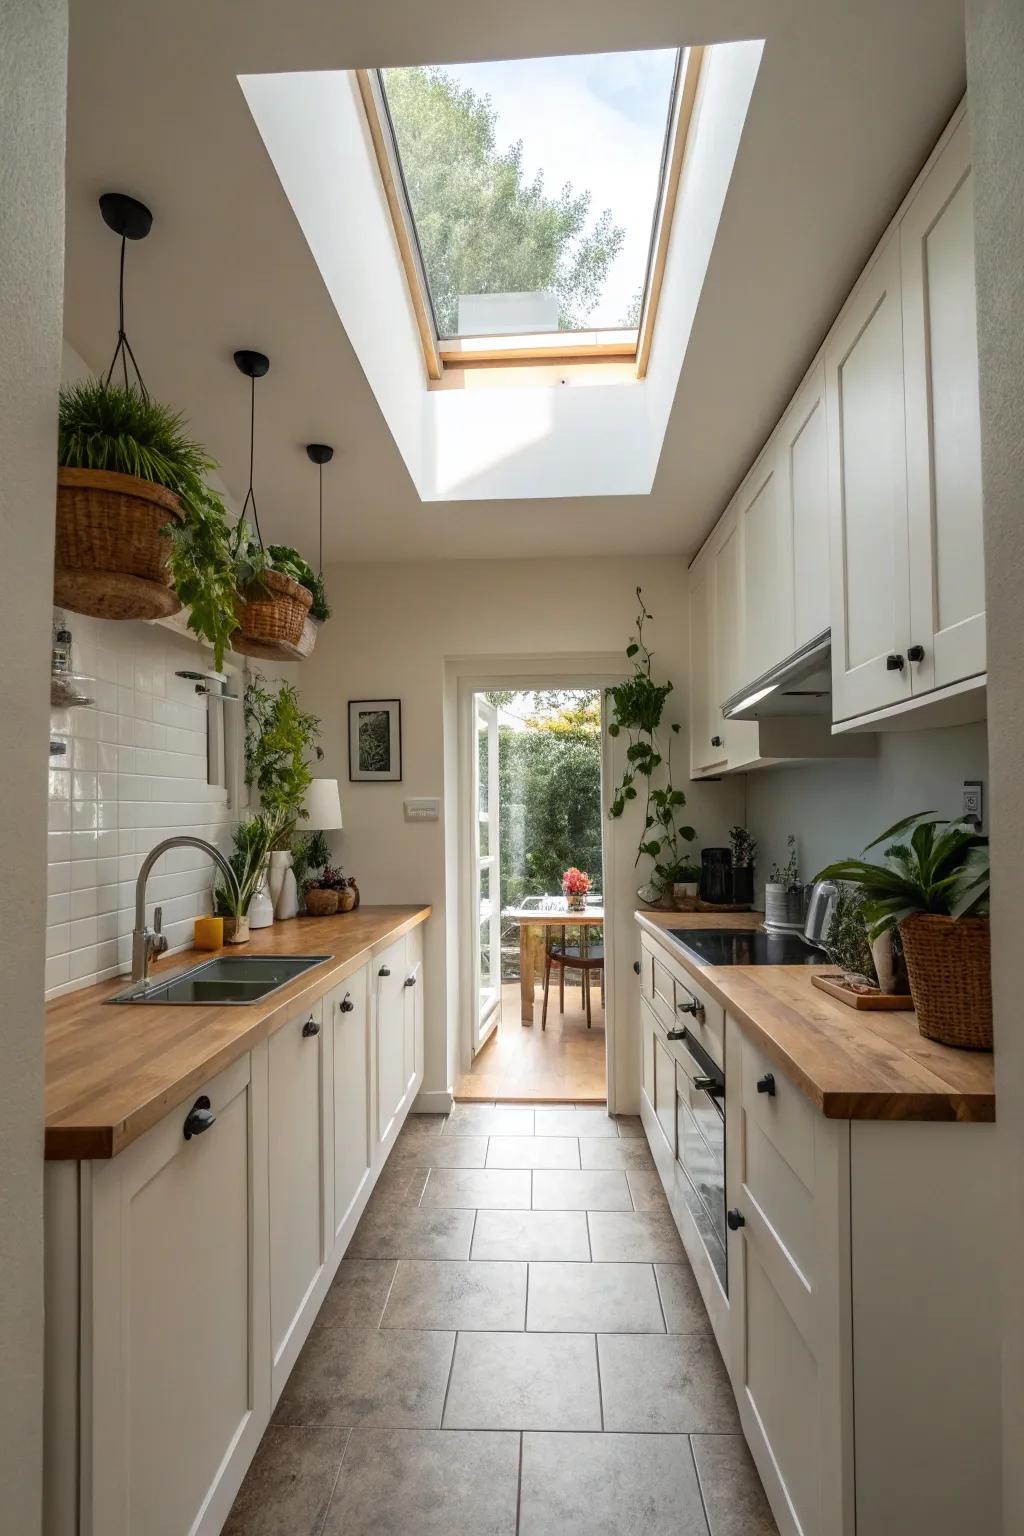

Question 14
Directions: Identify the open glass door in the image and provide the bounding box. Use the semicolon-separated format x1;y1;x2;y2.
473;696;501;1052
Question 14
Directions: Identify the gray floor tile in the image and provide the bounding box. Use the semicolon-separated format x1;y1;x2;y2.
274;1328;454;1429
527;1261;665;1333
445;1105;535;1136
486;1135;580;1169
223;1425;349;1535
347;1205;475;1261
519;1432;710;1535
381;1260;527;1331
615;1116;646;1138
421;1167;531;1209
397;1113;447;1139
691;1434;778;1534
580;1138;656;1170
588;1210;687;1263
389;1135;489;1169
655;1263;712;1334
532;1169;632;1211
627;1168;670;1210
323;1428;519;1536
361;1165;429;1208
472;1209;590;1261
534;1107;617;1137
316;1260;397;1330
598;1334;740;1433
443;1331;601;1430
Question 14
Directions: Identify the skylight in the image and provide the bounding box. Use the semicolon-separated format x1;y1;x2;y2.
378;49;679;345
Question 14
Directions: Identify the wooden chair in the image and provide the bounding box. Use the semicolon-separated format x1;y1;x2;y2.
542;923;604;1030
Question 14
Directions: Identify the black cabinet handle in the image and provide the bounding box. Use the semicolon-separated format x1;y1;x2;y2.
694;1075;725;1098
676;998;704;1021
302;1017;320;1037
404;974;417;988
885;653;905;671
378;965;391;977
756;1073;776;1097
726;1208;746;1231
183;1095;215;1140
711;734;724;748
339;994;354;1013
907;644;925;662
666;1026;689;1042
633;960;641;975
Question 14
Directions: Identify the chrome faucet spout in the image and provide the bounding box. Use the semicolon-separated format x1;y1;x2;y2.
132;836;239;985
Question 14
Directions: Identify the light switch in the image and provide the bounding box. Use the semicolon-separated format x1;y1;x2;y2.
404;798;441;822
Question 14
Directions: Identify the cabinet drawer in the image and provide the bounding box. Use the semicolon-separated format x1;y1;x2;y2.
641;934;725;1060
739;1031;817;1284
653;1034;677;1157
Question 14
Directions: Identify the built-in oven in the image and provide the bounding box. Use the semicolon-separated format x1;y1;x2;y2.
671;1022;727;1294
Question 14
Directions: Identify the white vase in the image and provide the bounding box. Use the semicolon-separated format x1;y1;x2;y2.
267;850;290;909
275;861;298;920
248;871;275;929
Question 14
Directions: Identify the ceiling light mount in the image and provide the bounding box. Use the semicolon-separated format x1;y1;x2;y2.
99;191;153;242
234;349;271;548
233;349;270;380
305;443;334;466
305;443;334;574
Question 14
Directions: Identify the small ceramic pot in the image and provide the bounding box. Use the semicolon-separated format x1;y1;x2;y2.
672;882;699;911
337;887;357;913
305;888;339;917
249;877;274;929
565;891;586;912
223;915;250;944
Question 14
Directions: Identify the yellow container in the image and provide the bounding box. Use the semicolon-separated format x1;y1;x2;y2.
194;915;224;951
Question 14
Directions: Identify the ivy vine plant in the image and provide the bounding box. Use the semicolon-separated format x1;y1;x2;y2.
607;589;695;886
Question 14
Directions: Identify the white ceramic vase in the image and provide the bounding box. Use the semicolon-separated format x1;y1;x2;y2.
248;870;275;929
268;850;290;909
274;859;298;920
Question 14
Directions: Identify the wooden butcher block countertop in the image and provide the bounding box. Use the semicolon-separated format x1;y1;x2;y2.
45;905;431;1160
637;910;995;1123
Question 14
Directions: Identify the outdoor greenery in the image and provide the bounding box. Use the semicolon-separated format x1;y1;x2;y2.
213;812;283;919
385;66;625;333
243;675;322;846
606;590;694;888
814;812;990;942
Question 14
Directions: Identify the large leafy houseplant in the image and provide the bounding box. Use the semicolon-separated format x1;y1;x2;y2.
607;590;695;892
59;380;217;508
244;676;323;846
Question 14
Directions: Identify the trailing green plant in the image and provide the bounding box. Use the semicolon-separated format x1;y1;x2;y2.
824;881;877;982
730;825;757;869
243;675;322;845
606;590;694;884
165;501;250;670
661;858;700;885
268;544;331;622
814;812;990;943
769;835;800;889
212;812;283;918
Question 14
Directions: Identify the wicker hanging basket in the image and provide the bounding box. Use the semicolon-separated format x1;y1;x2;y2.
899;913;992;1050
54;467;184;620
235;568;312;649
232;613;319;663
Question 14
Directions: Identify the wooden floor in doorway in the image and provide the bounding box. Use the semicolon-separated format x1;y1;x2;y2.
454;981;606;1104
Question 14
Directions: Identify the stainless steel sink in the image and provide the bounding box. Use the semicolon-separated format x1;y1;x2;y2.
109;954;332;1005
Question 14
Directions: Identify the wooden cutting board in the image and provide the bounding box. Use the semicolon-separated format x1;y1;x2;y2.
812;973;912;1011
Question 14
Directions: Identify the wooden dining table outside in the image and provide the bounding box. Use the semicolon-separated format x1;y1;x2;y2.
502;904;604;1025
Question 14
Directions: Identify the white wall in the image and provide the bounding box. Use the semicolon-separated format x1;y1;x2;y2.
746;721;989;883
298;556;745;1109
0;0;67;1527
965;2;1024;1527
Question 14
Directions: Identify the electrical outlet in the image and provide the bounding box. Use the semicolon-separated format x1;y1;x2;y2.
962;779;983;829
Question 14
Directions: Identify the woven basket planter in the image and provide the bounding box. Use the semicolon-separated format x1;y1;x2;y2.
54;467;184;620
899;913;992;1050
232;613;319;663
235;568;312;649
305;888;339;917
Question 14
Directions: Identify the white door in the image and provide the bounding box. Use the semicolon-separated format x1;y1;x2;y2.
826;232;914;721
473;696;501;1052
901;117;986;695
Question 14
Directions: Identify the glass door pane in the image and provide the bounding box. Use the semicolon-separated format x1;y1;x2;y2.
473;697;501;1052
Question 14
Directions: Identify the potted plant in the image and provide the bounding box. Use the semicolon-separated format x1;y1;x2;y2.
562;867;591;912
291;829;331;912
766;835;804;927
56;379;224;622
666;860;701;912
212;812;282;942
244;676;323;918
304;866;356;916
264;544;330;658
233;537;314;657
729;825;757;906
814;812;990;1048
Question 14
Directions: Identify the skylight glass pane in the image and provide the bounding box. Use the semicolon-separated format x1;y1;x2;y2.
381;49;678;339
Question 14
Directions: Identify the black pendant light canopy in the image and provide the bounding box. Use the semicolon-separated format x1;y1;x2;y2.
99;191;153;399
306;443;334;575
234;349;271;548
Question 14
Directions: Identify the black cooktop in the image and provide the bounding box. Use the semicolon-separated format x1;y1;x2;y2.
670;928;827;967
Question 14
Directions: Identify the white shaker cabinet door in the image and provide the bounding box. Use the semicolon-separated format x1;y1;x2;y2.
781;360;830;651
403;924;425;1099
328;964;372;1250
688;557;726;776
741;445;793;683
826;233;913;721
901;116;985;695
374;936;409;1157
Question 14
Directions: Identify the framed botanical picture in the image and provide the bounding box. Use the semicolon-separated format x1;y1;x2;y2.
348;699;402;782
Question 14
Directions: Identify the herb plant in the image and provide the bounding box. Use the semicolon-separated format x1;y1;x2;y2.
730;825;757;869
606;589;695;887
212;812;283;918
768;835;800;889
824;882;877;982
244;676;323;845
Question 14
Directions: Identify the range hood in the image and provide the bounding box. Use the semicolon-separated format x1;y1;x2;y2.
722;630;832;720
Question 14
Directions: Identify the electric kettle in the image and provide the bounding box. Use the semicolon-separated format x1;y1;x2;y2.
803;880;838;947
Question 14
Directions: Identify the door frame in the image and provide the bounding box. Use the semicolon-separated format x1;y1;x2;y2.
471;694;502;1054
452;656;627;1110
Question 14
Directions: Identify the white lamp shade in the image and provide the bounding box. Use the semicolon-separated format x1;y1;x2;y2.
303;777;343;830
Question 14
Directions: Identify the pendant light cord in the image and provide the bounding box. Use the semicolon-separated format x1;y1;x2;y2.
241;374;264;550
318;463;323;575
104;234;149;401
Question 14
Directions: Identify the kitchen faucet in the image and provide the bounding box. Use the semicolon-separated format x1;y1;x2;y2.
132;835;239;986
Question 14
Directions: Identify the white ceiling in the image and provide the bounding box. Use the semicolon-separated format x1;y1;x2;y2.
63;0;966;564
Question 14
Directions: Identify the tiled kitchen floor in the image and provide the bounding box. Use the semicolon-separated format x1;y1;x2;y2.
224;1105;778;1536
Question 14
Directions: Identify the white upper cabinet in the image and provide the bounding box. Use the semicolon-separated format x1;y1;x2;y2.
689;555;726;776
901;115;985;693
782;361;830;650
826;231;913;721
740;444;794;684
713;505;747;707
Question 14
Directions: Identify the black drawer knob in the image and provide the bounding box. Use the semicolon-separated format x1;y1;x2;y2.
726;1208;745;1231
183;1095;215;1140
676;998;704;1020
302;1017;320;1037
907;643;925;662
378;965;391;977
404;974;417;988
885;653;905;671
633;960;641;975
756;1073;776;1097
339;994;354;1013
666;1027;688;1042
711;734;724;748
